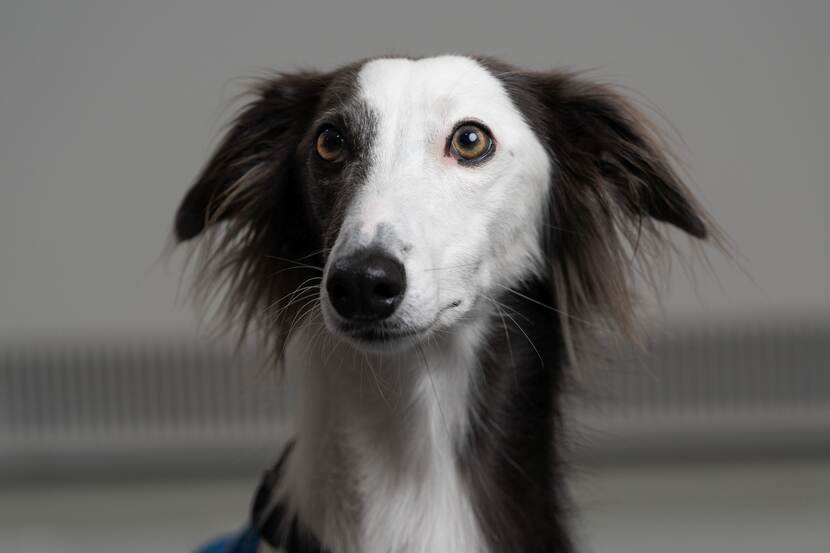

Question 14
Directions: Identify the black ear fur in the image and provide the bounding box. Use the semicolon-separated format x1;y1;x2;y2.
174;71;332;242
482;61;717;352
530;72;708;239
571;90;707;238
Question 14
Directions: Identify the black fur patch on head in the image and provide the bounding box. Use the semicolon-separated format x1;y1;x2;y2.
173;62;378;362
299;95;378;247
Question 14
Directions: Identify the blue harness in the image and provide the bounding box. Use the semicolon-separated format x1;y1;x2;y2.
195;527;261;553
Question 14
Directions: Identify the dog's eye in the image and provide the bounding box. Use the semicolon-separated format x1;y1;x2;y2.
315;126;346;162
450;123;493;163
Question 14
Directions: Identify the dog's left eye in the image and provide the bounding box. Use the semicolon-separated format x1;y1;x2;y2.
315;126;346;162
449;123;494;163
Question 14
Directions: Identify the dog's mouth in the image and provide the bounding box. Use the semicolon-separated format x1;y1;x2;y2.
328;321;431;353
326;300;462;350
340;322;427;343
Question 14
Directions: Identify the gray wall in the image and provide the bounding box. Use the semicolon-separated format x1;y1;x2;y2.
1;0;829;338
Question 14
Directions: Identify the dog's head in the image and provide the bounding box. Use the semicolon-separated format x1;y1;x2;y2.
175;56;711;358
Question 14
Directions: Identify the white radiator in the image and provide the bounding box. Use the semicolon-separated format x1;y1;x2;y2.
1;318;828;480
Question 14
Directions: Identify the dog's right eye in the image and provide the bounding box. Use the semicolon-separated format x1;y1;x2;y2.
448;122;495;164
315;126;346;162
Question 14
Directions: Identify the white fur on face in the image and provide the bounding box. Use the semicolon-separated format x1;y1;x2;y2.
322;56;551;344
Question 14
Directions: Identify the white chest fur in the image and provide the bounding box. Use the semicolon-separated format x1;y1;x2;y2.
280;321;488;553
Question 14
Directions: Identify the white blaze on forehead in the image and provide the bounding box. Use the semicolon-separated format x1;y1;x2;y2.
351;55;550;270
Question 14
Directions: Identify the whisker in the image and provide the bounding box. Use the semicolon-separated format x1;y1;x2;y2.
495;284;593;326
479;292;533;324
285;297;321;339
264;255;324;271
498;308;544;368
263;285;321;318
416;343;450;439
545;223;579;235
296;247;331;261
492;302;518;381
265;290;318;327
423;262;479;272
305;311;329;359
263;276;323;312
269;264;325;278
362;353;391;408
278;298;321;359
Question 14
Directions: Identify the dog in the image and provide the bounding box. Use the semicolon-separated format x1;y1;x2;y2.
175;55;713;553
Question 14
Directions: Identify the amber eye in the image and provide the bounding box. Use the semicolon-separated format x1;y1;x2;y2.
315;126;346;162
450;123;493;162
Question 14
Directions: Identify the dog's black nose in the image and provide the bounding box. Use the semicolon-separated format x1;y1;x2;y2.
326;250;406;321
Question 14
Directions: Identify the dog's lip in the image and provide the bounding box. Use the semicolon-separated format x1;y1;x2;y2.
334;300;462;343
343;324;425;343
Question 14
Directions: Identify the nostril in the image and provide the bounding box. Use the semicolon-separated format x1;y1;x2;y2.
326;270;359;319
330;282;350;303
373;281;400;300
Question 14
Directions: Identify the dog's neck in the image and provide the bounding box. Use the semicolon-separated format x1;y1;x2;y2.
281;281;571;553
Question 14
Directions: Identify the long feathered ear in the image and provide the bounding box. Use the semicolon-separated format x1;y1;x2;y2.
172;70;338;363
174;71;332;242
531;72;709;239
498;68;716;352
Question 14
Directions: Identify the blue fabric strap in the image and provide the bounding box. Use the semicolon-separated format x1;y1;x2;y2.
195;526;260;553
